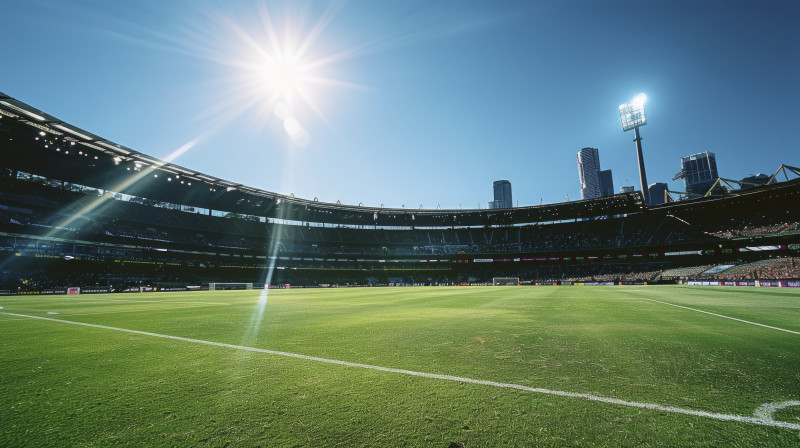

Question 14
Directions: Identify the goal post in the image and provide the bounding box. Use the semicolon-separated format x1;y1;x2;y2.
492;277;520;286
209;282;253;291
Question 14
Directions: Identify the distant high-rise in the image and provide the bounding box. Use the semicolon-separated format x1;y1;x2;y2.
488;180;512;209
620;186;635;193
577;148;601;200
648;182;668;205
680;151;719;198
599;170;614;197
578;148;614;199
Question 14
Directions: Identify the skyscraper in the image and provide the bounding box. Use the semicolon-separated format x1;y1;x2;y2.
577;147;612;200
488;180;512;209
598;170;614;197
679;151;719;198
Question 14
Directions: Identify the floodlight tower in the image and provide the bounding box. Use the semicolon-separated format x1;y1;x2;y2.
619;93;651;205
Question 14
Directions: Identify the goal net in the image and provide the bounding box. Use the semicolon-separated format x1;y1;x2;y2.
492;277;520;286
209;282;253;291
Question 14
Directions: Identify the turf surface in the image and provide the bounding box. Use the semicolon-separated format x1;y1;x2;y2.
1;285;799;446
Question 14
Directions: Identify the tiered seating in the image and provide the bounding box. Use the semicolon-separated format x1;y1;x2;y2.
718;258;800;279
661;265;716;279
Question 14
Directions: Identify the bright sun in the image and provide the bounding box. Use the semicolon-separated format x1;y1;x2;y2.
193;2;368;144
263;54;307;99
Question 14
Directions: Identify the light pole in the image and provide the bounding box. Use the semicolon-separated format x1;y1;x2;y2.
619;93;650;205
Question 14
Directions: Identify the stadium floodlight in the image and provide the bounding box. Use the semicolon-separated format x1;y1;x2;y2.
619;93;651;205
53;124;93;141
619;94;647;132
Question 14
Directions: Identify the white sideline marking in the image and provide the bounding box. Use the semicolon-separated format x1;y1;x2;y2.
644;299;800;335
3;312;799;431
59;297;232;305
755;401;800;423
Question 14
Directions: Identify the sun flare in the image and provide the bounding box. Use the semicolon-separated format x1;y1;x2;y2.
261;53;308;100
203;2;371;144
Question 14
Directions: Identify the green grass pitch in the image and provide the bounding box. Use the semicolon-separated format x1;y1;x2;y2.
1;285;799;447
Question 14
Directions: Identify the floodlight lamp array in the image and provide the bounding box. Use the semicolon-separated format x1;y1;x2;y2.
619;95;647;132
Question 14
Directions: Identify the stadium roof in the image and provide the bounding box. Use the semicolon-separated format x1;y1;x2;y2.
0;91;668;227
3;92;798;228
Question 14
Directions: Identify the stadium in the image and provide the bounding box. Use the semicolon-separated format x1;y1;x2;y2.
7;2;800;446
2;87;800;446
1;92;799;292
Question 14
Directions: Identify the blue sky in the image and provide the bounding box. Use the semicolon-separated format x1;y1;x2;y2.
3;0;798;209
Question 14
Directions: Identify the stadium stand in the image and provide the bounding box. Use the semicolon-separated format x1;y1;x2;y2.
660;265;718;280
1;92;799;292
713;258;800;280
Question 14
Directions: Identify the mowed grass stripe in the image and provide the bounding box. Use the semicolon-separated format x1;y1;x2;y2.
644;298;800;335
619;285;800;332
4;311;799;431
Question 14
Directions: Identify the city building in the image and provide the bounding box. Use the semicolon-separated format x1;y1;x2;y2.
577;148;614;200
599;170;614;197
577;147;601;200
488;180;512;209
648;182;668;205
620;186;635;193
740;173;770;189
679;151;719;198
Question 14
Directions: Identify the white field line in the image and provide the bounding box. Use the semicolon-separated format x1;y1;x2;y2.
644;299;800;335
755;401;800;423
3;312;799;431
52;297;232;306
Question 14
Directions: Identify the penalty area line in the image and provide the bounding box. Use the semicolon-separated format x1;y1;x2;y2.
3;311;799;431
643;299;800;335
